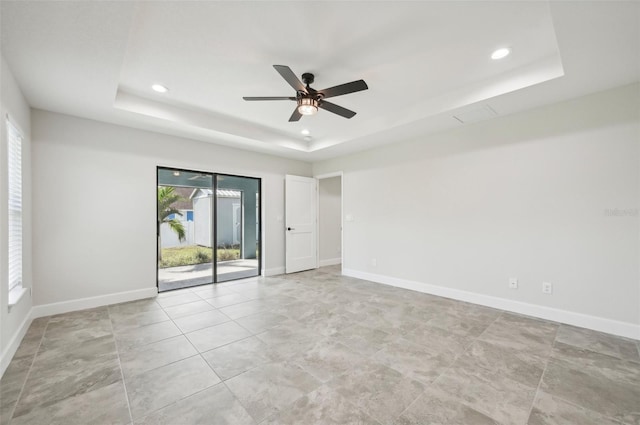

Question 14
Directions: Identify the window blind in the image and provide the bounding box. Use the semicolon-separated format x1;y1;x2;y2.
7;118;22;292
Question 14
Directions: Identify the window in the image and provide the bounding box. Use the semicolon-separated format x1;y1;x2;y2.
7;119;22;293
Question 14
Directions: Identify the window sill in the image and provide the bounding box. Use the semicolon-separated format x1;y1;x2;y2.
8;286;29;312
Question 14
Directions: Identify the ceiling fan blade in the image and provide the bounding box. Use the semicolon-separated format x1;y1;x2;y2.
318;80;368;99
273;65;306;93
243;96;296;101
288;108;302;122
318;101;356;119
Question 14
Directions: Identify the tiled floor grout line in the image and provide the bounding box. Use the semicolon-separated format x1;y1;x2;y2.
116;296;215;423
161;284;310;425
132;382;233;424
158;290;261;387
523;322;560;425
219;271;338;423
8;266;637;424
157;284;290;356
555;324;640;365
392;310;507;422
534;323;640;422
106;307;135;425
529;326;631;425
529;377;627;425
220;379;260;424
122;284;640;420
7;317;51;424
7;273;379;424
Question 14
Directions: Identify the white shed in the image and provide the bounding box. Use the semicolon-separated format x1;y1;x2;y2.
190;188;241;248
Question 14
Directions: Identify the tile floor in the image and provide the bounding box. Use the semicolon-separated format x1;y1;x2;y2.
1;265;639;424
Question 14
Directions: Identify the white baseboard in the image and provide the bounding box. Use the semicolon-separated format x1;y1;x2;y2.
264;267;285;277
319;258;342;267
31;287;158;319
343;268;640;341
0;312;32;377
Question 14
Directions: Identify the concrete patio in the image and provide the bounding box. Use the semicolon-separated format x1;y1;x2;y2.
158;260;259;291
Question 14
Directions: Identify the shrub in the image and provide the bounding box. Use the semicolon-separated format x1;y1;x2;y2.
159;245;242;267
159;246;212;268
217;249;240;261
196;250;210;262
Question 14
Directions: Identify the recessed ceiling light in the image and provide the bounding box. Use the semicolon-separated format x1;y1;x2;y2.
152;84;169;93
301;129;310;135
491;48;511;60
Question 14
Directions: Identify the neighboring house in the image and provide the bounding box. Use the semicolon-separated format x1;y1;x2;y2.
168;187;194;221
159;186;196;248
166;210;193;222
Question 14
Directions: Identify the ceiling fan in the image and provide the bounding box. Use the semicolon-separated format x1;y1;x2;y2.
243;65;368;122
187;174;210;181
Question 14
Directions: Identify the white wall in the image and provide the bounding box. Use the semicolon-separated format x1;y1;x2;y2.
314;83;640;338
160;221;194;248
193;195;212;247
318;176;342;265
0;55;33;375
31;110;311;309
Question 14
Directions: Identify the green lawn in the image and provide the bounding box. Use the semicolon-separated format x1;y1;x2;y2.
159;246;240;268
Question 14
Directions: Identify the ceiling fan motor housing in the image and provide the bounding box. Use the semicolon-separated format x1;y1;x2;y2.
301;72;315;86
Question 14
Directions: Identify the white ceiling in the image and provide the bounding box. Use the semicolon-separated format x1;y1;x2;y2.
1;1;638;162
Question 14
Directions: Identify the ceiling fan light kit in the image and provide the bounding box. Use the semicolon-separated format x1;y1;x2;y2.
297;97;318;115
243;65;368;122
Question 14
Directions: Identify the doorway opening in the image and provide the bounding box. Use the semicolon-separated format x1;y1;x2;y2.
157;167;261;291
317;173;343;272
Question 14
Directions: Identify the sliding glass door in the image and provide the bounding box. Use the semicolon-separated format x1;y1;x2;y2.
157;167;261;291
215;174;260;282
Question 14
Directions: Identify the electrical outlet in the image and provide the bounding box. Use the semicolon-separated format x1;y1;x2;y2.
542;282;553;294
509;278;518;289
371;258;377;267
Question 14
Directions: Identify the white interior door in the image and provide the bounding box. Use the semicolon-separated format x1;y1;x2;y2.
285;175;318;273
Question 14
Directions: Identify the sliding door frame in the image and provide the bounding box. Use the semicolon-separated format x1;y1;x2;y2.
156;166;262;292
215;172;262;283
